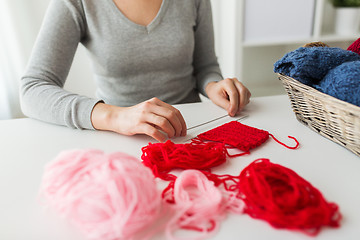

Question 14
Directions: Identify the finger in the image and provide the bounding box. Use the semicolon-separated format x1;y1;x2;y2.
145;98;179;137
223;78;239;117
172;107;187;136
246;88;251;104
245;88;251;102
137;123;168;142
135;99;176;138
151;98;187;137
242;86;251;107
234;80;248;110
212;88;231;110
147;114;176;138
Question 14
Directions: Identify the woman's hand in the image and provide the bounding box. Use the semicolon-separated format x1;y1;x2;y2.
205;78;251;117
91;97;187;142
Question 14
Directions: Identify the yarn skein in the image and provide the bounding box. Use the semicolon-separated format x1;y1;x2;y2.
318;61;360;107
141;140;228;180
273;47;360;86
163;170;245;240
39;149;162;240
236;159;342;236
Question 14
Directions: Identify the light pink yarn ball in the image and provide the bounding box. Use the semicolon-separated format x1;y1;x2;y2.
40;149;161;240
164;170;245;240
165;170;226;240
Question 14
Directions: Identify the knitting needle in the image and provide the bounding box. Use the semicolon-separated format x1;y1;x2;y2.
179;114;249;143
234;114;249;122
186;114;249;131
187;114;229;131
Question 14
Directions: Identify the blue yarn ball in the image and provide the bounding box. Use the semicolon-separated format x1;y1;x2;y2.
274;47;360;86
318;61;360;107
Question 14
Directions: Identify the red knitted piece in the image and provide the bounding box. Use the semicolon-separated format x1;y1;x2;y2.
347;38;360;55
237;159;342;236
196;121;269;152
141;140;227;181
195;121;299;154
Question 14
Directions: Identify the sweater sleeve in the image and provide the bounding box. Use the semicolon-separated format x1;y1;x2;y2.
193;0;223;97
20;0;100;130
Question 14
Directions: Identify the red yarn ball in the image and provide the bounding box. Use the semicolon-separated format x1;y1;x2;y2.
141;140;228;180
237;159;341;236
347;38;360;55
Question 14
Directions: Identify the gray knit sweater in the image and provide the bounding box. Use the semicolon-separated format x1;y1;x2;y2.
20;0;222;130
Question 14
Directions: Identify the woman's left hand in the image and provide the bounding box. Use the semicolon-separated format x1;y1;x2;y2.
205;78;251;117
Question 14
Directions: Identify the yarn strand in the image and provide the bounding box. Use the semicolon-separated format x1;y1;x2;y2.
269;134;300;149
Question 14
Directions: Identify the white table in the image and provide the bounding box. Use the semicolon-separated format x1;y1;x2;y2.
1;95;359;240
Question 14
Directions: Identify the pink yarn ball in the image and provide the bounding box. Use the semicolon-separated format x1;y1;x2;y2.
164;170;245;240
39;149;161;240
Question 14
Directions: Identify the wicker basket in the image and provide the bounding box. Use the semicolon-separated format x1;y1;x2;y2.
279;74;360;157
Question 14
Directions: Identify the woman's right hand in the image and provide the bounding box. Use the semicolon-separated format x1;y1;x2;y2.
91;97;187;142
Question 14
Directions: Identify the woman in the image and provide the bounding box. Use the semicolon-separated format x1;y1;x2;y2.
20;0;251;142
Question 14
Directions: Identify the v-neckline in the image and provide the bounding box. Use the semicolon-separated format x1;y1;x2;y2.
109;0;168;33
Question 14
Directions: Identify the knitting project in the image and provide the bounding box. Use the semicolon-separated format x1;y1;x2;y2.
194;121;299;154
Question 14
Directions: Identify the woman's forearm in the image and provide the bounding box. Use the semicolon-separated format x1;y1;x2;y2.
91;102;120;132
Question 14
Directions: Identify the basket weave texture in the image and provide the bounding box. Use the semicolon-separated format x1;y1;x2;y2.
279;74;360;157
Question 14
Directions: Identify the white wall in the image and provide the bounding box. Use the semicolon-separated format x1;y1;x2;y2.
211;0;240;78
11;0;96;99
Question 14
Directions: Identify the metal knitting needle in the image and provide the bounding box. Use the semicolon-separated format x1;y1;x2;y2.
186;114;229;131
187;114;250;130
181;114;249;143
186;114;249;131
233;114;249;122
